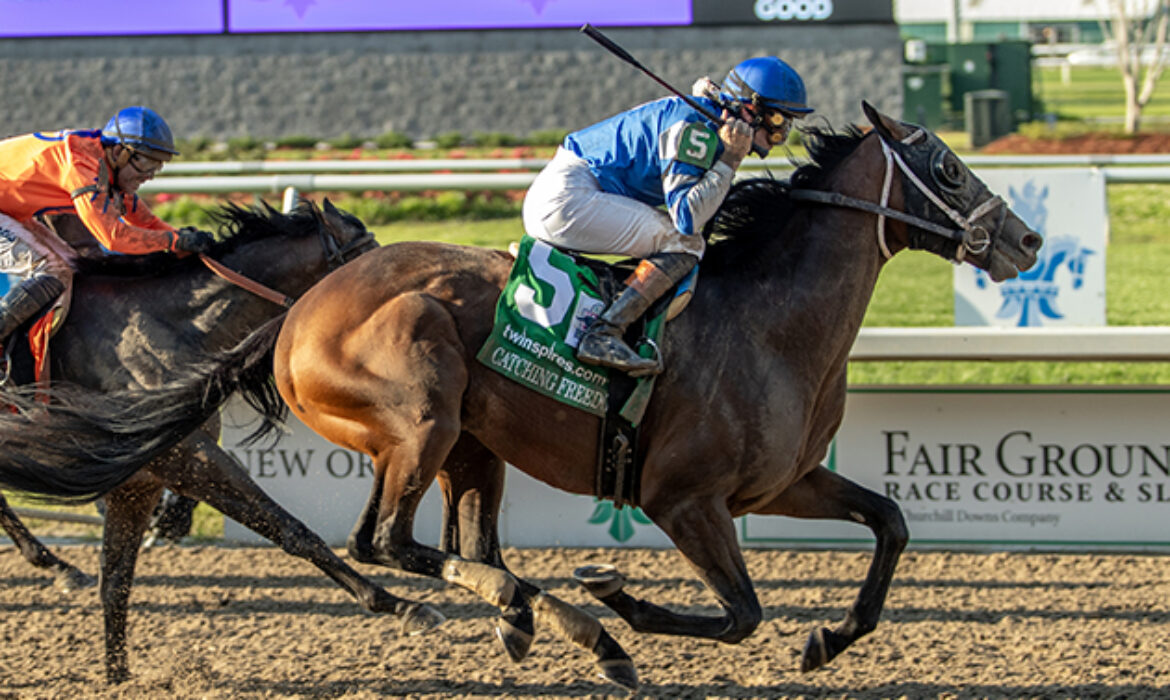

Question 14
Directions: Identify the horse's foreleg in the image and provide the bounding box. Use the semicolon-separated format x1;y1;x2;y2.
99;472;165;684
0;491;94;591
439;438;638;691
575;498;763;643
757;465;908;672
158;433;444;634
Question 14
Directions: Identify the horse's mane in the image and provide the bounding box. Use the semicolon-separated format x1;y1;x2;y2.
73;202;323;278
701;123;868;276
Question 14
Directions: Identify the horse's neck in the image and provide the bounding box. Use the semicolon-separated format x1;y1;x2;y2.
746;139;891;372
184;238;325;344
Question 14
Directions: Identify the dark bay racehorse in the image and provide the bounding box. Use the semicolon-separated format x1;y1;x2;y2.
0;103;1041;690
264;103;1041;688
0;201;442;683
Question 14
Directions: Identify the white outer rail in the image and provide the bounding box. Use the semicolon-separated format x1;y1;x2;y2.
159;153;1170;176
140;162;1170;194
850;326;1170;362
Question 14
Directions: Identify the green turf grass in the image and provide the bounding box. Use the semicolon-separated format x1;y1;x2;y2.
1034;65;1170;124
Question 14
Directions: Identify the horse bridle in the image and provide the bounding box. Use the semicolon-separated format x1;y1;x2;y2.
200;217;377;308
788;128;1007;262
319;220;377;269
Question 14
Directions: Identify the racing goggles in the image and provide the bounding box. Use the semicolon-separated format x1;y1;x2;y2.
126;150;166;176
758;109;797;146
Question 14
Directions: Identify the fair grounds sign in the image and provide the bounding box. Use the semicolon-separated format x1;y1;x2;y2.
221;386;1170;550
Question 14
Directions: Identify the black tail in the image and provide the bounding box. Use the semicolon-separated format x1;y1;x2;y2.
0;315;288;502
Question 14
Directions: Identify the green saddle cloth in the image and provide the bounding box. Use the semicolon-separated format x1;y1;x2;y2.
476;235;662;423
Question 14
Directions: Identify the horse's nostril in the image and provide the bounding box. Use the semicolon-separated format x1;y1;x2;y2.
1022;233;1042;252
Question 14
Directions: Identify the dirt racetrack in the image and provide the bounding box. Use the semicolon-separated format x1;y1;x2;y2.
1;544;1167;699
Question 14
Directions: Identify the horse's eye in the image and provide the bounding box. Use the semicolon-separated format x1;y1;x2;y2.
932;151;966;191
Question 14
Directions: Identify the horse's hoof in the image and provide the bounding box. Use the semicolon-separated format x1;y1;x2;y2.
597;658;640;692
801;626;844;672
55;568;96;593
401;603;446;636
573;564;625;599
496;605;535;662
106;665;130;686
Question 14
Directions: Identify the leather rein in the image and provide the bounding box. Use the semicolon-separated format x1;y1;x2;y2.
788;128;1003;262
198;224;376;308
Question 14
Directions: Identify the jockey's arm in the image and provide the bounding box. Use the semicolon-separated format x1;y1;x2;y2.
65;164;178;255
121;196;176;232
660;119;738;236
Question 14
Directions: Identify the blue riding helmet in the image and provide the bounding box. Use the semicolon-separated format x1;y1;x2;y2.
100;106;180;159
720;57;813;115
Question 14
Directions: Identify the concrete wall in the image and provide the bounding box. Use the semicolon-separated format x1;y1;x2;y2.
0;25;901;142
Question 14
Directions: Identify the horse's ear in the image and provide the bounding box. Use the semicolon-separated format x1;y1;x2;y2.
862;100;911;141
306;198;324;223
322;198;340;217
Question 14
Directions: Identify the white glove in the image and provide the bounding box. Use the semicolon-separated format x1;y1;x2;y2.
691;76;719;99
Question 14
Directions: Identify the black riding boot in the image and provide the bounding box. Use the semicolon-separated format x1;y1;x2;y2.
0;276;66;345
576;252;697;377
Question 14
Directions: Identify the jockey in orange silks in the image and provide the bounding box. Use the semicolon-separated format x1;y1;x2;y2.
0;106;215;349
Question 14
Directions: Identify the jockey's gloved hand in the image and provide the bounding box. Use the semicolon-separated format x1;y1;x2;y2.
717;113;753;169
173;227;215;254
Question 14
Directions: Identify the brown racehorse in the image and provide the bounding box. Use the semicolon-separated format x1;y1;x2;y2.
266;103;1042;689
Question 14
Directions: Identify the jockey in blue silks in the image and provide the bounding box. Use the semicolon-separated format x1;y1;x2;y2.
522;56;814;376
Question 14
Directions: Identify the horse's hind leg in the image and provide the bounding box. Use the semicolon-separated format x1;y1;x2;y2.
0;491;94;591
757;465;908;671
439;435;638;691
348;417;535;663
310;292;534;662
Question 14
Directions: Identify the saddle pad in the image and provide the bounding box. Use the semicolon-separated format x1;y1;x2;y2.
476;236;663;419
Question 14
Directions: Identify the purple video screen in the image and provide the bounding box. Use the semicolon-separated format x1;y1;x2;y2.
0;0;224;37
228;0;692;32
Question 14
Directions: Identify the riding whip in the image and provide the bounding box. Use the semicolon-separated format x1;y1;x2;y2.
579;23;766;156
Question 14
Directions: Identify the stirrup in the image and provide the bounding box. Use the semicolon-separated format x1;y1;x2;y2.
577;334;651;372
627;337;664;378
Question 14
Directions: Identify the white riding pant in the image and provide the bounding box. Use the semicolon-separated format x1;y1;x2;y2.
522;147;706;260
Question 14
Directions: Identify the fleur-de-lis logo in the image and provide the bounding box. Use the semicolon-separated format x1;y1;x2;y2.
588;500;652;542
972;179;1096;327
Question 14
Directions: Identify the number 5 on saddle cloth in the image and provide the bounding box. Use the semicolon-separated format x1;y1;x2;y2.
476;236;694;506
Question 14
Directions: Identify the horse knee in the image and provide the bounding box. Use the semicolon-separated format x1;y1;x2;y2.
876;496;909;552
